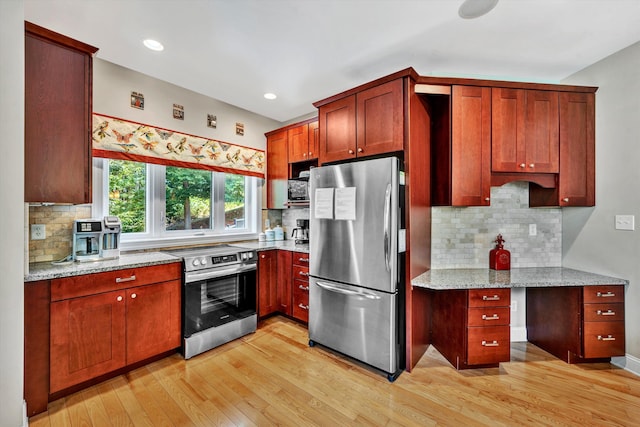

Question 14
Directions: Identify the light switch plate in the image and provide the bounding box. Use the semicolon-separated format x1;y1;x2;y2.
31;224;46;240
615;215;635;231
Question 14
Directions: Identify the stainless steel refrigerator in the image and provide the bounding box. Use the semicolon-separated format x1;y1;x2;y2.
308;156;405;381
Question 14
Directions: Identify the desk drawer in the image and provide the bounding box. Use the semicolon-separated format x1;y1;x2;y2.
467;326;510;365
583;303;624;322
583;285;624;304
467;307;510;326
468;288;510;308
583;321;625;358
293;264;310;281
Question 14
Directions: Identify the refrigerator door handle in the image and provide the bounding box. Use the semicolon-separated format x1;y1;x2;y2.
383;183;391;272
315;281;382;300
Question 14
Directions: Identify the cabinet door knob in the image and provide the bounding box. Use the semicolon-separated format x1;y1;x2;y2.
484;197;490;202
357;147;363;153
520;163;526;168
562;197;569;203
131;293;137;299
348;149;354;154
529;163;535;168
308;152;312;156
116;295;123;302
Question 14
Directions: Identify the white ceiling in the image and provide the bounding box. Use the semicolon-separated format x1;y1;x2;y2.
24;0;640;123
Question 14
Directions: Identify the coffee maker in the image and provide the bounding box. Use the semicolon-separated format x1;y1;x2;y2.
73;219;103;262
101;216;122;260
291;219;309;244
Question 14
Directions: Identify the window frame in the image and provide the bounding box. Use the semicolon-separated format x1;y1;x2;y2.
92;158;261;251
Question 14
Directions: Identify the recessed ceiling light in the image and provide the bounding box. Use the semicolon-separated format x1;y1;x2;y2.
143;39;164;51
264;93;277;100
458;0;499;19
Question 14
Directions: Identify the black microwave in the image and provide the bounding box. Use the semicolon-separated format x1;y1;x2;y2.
287;179;309;201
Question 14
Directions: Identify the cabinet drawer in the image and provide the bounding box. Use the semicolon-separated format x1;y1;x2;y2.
292;279;309;322
467;326;510;365
293;252;310;267
583;303;624;322
468;289;510;308
51;262;182;301
467;307;510;327
583;321;625;358
292;264;310;281
583;285;624;304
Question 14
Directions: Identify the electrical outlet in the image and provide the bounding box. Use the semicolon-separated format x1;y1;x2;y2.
529;224;537;236
511;300;517;312
615;215;635;231
31;224;46;240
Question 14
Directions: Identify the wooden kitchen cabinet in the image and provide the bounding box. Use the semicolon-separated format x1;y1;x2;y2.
530;92;595;207
288;121;320;163
48;263;181;394
258;250;278;317
25;22;98;204
265;130;288;208
431;288;510;369
526;285;624;363
291;251;310;323
317;79;404;164
492;88;559;174
276;250;293;315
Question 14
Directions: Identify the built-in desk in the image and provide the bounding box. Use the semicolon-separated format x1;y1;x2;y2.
411;268;628;369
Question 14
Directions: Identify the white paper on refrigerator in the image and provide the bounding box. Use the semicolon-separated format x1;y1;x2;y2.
314;188;334;219
335;187;357;220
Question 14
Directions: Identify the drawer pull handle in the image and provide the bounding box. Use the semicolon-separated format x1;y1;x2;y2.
481;340;500;347
298;285;309;291
482;295;500;301
597;335;616;341
116;295;123;302
116;275;136;283
596;310;616;316
482;314;500;320
596;291;615;298
299;271;309;277
298;303;309;310
298;257;309;263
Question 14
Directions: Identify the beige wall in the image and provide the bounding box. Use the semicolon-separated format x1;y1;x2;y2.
562;42;640;365
0;1;26;426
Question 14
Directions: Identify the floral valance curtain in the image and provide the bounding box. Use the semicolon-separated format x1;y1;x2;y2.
92;113;265;178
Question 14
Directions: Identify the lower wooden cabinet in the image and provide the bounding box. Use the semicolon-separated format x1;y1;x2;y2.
277;250;293;315
527;285;625;362
431;288;510;369
258;250;278;317
291;252;310;323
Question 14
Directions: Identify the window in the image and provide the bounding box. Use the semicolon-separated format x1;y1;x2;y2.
96;159;258;248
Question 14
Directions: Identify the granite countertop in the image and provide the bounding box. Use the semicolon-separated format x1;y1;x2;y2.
234;240;310;253
412;267;629;290
25;252;180;282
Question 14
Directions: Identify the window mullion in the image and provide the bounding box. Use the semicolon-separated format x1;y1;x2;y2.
213;172;225;232
149;164;165;237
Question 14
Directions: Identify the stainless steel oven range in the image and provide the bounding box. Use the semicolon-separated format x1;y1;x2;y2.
164;244;257;359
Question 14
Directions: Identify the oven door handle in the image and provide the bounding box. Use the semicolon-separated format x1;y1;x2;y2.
185;264;256;283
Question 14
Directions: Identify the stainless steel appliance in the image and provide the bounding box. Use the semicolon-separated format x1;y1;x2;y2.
288;178;310;202
308;157;405;381
164;244;258;359
101;216;121;260
291;219;310;244
72;219;103;262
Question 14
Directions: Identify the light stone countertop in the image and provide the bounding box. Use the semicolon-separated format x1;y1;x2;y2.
25;252;181;282
412;267;629;290
233;240;309;253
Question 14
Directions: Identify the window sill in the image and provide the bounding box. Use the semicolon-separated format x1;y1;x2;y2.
121;232;259;252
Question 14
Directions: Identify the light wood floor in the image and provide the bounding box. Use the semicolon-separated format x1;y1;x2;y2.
30;316;640;427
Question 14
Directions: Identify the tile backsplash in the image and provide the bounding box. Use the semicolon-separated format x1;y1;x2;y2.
28;205;92;263
431;182;562;268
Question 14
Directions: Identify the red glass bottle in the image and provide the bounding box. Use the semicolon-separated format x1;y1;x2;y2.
489;234;511;270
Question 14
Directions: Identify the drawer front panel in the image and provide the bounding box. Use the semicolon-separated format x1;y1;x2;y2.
293;252;310;267
583;285;624;304
467;326;510;365
292;279;309;322
293;264;310;281
51;262;182;301
583;321;625;358
468;288;510;308
467;307;511;326
583;303;624;322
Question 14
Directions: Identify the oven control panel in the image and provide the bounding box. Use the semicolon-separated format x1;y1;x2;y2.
212;254;238;265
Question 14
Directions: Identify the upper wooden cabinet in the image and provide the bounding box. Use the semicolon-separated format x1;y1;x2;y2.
265;130;288;209
318;79;404;164
492;88;559;174
530;92;595;207
288;121;319;163
25;22;98;204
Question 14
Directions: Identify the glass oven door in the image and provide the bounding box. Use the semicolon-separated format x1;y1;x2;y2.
183;268;256;337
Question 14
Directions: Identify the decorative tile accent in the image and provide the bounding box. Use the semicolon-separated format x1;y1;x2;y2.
28;205;92;263
282;208;310;240
432;182;562;268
